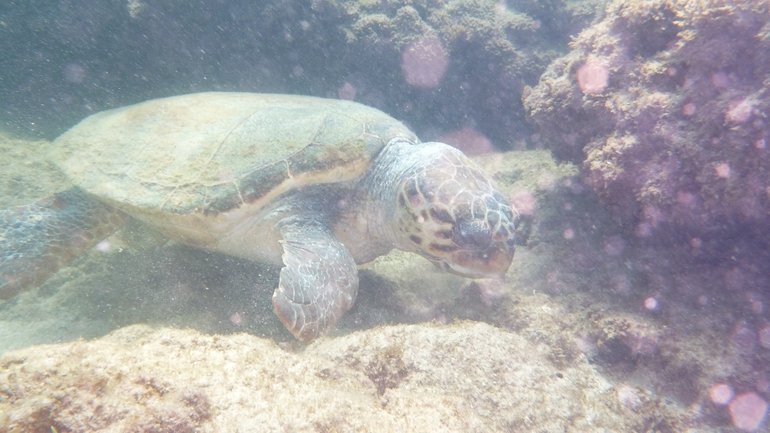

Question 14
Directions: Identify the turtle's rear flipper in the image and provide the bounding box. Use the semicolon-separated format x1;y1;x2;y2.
0;189;129;299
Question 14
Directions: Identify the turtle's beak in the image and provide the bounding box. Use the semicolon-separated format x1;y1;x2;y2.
435;239;514;279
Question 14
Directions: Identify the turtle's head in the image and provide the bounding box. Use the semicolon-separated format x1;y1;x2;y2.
394;142;518;279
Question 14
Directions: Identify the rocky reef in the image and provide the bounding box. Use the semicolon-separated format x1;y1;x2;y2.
524;0;770;240
523;2;770;430
0;323;698;432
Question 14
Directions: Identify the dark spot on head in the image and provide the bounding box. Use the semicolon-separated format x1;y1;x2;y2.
418;177;435;200
487;211;499;227
472;200;487;218
420;210;429;221
453;220;492;250
405;178;419;197
455;204;472;221
496;226;509;238
430;208;454;224
410;235;422;244
430;243;459;253
436;230;453;239
398;193;407;208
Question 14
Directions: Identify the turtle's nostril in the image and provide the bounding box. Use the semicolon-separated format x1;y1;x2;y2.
454;220;492;250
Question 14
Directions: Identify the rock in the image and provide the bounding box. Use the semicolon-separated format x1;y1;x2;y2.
524;0;770;238
0;322;694;432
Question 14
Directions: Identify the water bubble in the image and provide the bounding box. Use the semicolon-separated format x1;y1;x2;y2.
710;383;734;406
635;222;653;237
676;191;695;206
473;279;506;307
230;312;245;326
729;392;768;431
727;99;753;123
682;102;696;116
644;297;658;310
338;82;356;101
758;326;770;348
438;127;494;155
509;190;537;216
711;72;730;88
731;325;757;354
715;163;731;179
603;235;625;256
401;35;449;88
536;172;557;191
63;63;86;84
577;61;609;94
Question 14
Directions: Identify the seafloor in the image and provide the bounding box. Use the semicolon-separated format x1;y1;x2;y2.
0;134;741;432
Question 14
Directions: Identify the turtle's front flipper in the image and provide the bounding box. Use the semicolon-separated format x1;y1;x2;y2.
0;189;129;299
272;221;358;341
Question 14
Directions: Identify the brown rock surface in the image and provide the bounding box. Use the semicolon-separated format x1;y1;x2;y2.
0;322;695;432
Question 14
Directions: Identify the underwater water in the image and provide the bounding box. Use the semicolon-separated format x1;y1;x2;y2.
1;0;770;431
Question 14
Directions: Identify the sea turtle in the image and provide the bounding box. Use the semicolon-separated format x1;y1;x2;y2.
0;92;518;341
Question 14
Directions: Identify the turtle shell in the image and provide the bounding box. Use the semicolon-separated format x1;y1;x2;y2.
52;92;417;217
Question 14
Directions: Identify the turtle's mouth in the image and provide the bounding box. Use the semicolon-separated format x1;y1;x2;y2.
439;262;500;279
432;241;514;279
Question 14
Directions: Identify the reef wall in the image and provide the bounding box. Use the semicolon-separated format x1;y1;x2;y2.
523;5;770;428
524;0;770;242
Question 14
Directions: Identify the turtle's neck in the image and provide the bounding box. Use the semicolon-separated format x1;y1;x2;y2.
332;138;421;263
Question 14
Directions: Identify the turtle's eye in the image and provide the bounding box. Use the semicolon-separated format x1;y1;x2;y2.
453;220;491;250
